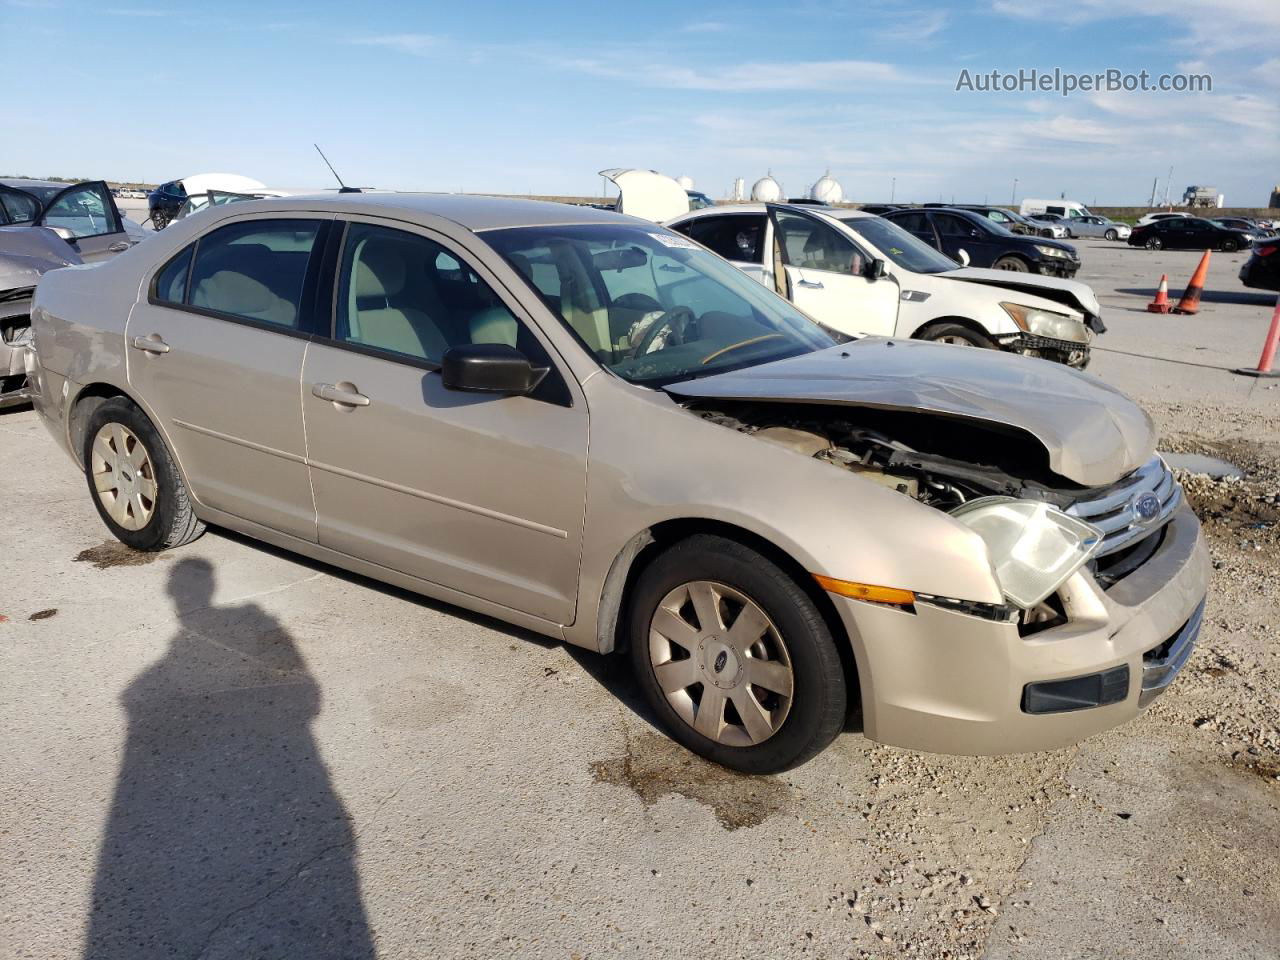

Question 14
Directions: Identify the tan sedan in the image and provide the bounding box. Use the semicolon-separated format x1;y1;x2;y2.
22;193;1208;772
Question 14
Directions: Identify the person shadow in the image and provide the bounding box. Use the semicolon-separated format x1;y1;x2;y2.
82;558;376;959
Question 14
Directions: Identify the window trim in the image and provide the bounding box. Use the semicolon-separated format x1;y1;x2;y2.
144;215;335;342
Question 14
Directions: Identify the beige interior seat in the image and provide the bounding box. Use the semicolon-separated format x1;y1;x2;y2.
348;238;448;360
193;271;297;327
470;307;518;347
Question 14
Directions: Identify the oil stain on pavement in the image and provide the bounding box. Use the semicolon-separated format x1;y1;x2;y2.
74;541;159;569
590;731;791;830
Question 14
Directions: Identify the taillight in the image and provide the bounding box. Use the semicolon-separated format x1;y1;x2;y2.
1258;245;1277;257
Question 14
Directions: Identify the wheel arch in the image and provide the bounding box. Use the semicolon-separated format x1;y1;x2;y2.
594;517;862;718
910;315;995;342
67;382;139;470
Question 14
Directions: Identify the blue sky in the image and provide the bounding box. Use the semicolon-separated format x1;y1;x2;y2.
5;0;1278;205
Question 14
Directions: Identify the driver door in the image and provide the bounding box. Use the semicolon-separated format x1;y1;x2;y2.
766;205;899;337
36;181;133;261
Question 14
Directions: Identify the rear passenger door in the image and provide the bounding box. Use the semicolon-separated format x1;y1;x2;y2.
300;218;589;625
126;215;330;540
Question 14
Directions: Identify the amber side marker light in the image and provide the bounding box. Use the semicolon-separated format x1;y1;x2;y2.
813;575;916;607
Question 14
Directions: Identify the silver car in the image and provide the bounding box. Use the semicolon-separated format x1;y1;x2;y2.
1029;214;1131;241
1;179;145;261
23;194;1209;772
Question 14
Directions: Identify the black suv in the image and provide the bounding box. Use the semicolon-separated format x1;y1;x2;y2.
882;206;1080;276
147;180;188;230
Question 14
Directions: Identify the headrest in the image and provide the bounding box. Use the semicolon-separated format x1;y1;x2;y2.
196;271;274;314
354;240;408;298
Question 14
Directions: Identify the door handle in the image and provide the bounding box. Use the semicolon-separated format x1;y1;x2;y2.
312;382;370;407
797;278;824;289
108;241;131;252
130;334;170;354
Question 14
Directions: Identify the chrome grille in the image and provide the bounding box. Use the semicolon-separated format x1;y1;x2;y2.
1066;456;1181;558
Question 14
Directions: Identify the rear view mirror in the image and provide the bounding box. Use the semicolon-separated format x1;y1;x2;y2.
441;343;547;395
593;246;647;271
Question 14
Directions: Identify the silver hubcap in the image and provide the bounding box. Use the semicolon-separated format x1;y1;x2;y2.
648;580;793;747
90;423;157;531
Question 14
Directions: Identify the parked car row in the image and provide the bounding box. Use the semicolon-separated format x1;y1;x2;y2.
12;192;1208;772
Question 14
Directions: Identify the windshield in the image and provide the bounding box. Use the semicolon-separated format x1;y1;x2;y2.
485;223;837;386
836;215;960;274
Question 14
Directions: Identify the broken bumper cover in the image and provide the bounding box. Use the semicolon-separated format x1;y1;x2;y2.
831;502;1208;755
998;332;1091;368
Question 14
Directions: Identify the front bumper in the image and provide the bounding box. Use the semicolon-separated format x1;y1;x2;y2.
0;341;31;409
832;502;1208;755
998;332;1090;368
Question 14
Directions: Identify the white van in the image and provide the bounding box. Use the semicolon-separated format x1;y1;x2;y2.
1019;198;1094;221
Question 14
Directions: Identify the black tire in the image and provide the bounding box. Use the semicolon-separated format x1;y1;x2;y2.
993;255;1030;272
1104;228;1118;241
1145;236;1163;250
82;397;205;551
918;321;996;349
628;535;846;774
1064;229;1075;239
1222;239;1238;253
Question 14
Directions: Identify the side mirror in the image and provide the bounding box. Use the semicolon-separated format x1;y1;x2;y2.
441;343;546;395
862;258;886;280
957;249;971;266
969;228;981;237
49;226;77;243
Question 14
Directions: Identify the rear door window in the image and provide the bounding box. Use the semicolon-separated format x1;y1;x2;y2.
185;220;322;329
677;215;766;263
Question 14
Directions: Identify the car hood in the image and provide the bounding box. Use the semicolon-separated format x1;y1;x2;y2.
664;340;1154;487
0;225;83;296
944;267;1104;329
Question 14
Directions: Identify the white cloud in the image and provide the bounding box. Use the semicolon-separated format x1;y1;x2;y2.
562;57;906;91
990;0;1280;52
873;9;948;41
351;34;439;57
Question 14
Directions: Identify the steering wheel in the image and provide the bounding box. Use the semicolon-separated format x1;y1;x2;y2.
631;306;697;358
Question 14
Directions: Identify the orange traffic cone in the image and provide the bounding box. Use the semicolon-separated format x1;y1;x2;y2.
1171;251;1211;315
1234;294;1280;379
1147;274;1171;313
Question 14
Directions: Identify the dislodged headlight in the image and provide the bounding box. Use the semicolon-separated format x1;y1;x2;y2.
1033;244;1071;259
950;497;1103;609
1000;302;1090;343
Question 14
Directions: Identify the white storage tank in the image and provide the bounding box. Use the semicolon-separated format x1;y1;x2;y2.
809;173;844;204
751;175;783;202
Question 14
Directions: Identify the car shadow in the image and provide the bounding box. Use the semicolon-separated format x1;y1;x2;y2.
82;557;377;959
1115;287;1278;307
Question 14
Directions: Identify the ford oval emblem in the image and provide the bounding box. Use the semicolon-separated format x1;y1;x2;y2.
1133;492;1161;524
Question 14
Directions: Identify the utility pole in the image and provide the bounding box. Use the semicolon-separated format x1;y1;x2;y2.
1012;178;1018;206
1149;176;1158;207
890;177;896;203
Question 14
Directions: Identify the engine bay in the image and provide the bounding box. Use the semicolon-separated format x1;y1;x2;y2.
690;400;1092;511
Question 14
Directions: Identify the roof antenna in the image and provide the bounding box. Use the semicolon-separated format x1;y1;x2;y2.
314;143;361;193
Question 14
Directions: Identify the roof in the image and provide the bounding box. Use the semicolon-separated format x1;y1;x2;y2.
235;191;639;232
669;202;877;224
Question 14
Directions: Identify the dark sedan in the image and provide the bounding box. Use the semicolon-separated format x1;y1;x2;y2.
1239;239;1280;292
147;180;188;230
1128;217;1254;252
882;206;1080;276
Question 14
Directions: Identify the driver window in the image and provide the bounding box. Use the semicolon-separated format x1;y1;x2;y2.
41;184;119;239
774;211;865;275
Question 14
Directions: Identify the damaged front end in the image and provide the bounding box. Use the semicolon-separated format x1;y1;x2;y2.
688;399;1181;633
0;226;82;409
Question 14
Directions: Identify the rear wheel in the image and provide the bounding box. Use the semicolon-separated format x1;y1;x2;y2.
993;255;1030;272
82;397;205;551
1222;238;1238;252
1145;236;1163;250
628;535;846;774
919;322;996;349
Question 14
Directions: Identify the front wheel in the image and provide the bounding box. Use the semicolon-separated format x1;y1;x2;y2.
919;321;996;349
1145;236;1163;250
628;535;846;773
1222;239;1238;252
1104;228;1118;241
993;255;1030;272
83;397;205;551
